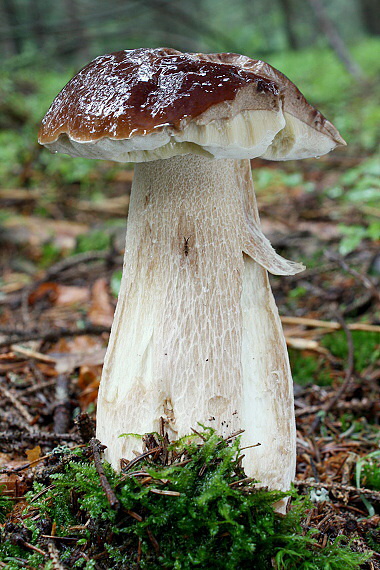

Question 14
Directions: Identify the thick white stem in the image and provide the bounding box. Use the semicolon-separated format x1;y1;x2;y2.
96;154;297;497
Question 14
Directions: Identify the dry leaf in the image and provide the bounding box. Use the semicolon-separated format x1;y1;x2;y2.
55;285;89;306
29;282;89;306
48;335;106;374
88;278;114;327
3;215;88;250
78;364;101;408
0;472;28;497
25;445;42;462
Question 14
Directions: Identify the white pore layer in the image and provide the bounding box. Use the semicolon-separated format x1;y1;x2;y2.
44;109;286;162
262;112;338;160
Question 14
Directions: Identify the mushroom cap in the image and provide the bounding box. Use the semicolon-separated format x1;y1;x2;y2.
39;48;345;162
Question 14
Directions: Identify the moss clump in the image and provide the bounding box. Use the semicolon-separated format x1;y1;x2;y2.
0;429;372;569
322;330;380;373
0;487;12;523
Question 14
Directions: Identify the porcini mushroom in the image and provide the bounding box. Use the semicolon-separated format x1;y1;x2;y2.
39;48;345;498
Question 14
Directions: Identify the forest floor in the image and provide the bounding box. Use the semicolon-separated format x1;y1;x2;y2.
0;41;379;567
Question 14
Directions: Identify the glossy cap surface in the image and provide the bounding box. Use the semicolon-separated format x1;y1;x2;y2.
39;47;345;162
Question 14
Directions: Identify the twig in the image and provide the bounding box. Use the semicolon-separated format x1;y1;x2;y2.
0;385;35;427
294;479;380;501
47;541;66;570
0;453;50;474
54;375;71;435
23;380;56;395
0;431;80;445
224;429;245;441
310;313;355;433
44;250;120;280
0;324;110;349
121;446;162;474
11;344;56;363
89;438;120;510
281;316;380;334
146;528;160;554
295;397;376;418
325;251;380;303
149;488;181;496
0;445;86;474
10;535;47;557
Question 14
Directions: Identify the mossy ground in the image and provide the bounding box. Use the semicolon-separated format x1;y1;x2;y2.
0;430;374;569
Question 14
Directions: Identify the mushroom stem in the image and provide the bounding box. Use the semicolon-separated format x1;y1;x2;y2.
96;154;297;496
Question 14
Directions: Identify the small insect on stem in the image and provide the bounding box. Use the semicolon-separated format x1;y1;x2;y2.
183;236;191;257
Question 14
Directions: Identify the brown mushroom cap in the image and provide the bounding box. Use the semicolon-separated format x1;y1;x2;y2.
39;48;345;162
39;48;279;144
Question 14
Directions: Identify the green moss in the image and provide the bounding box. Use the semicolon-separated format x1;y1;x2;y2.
289;350;332;387
0;430;372;569
322;330;380;372
356;452;380;492
74;229;111;254
0;487;12;523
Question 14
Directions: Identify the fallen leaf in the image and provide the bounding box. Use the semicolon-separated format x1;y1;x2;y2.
48;335;106;374
3;216;89;251
25;445;42;462
55;285;90;306
78;365;101;408
88;278;115;327
28;282;59;305
53;349;106;374
0;472;28;497
29;282;89;306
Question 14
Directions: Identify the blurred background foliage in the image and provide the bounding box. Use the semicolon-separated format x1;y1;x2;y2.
0;0;379;179
0;0;380;179
1;0;379;63
0;0;379;272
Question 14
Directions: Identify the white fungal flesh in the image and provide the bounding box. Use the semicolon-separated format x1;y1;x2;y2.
43;109;285;162
262;112;338;160
96;155;299;502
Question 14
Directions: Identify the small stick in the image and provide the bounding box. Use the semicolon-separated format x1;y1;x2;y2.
0;385;35;426
224;429;245;441
281;316;380;333
23;380;56;395
294;479;380;501
0;431;80;445
296;397;375;418
146;528;160;554
89;438;119;510
149;488;181;496
11;537;47;557
54;375;71;435
325;251;380;302
191;427;207;441
11;345;56;363
121;446;162;473
42;535;78;542
229;477;254;487
125;510;143;522
239;443;261;451
0;325;110;349
1;445;86;474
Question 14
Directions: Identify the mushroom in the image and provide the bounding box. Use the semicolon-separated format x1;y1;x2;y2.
38;48;345;499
